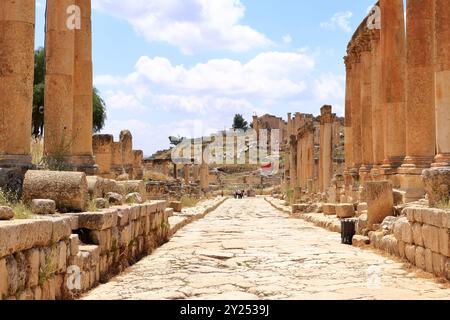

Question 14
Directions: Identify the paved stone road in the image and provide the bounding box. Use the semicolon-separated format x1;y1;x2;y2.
83;198;450;300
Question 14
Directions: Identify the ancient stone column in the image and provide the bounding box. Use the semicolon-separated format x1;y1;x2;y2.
0;0;35;168
380;0;406;175
399;0;436;202
370;29;385;178
120;130;133;176
350;48;362;174
184;164;190;184
359;34;374;183
200;163;209;191
45;0;75;158
132;150;144;180
433;0;450;167
306;125;315;193
92;134;113;176
71;0;96;173
343;56;353;189
192;164;199;182
319;106;334;193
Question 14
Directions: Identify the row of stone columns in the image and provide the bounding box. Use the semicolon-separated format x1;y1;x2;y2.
344;0;450;202
0;0;96;173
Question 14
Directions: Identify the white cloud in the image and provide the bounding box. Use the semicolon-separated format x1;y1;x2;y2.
103;90;147;112
92;0;272;54
282;34;293;44
320;11;353;33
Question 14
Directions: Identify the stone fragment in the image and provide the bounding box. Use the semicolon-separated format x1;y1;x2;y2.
365;181;394;229
106;192;123;205
93;198;108;209
31;199;56;215
70;209;118;231
125;193;143;204
23;171;88;212
0;206;14;221
352;235;370;247
335;204;355;218
422;168;450;206
322;203;336;215
168;201;182;213
69;234;80;256
356;213;368;235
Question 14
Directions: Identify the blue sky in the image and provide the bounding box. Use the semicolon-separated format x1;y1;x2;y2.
35;0;377;156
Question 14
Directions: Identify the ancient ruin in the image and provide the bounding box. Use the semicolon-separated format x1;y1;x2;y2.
1;0;450;302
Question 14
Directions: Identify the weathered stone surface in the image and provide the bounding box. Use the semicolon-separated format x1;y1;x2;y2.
415;246;426;270
51;217;72;242
23;171;88;212
405;208;415;223
125;193;143;204
24;248;39;288
420;208;444;228
412;223;424;247
93;198;108;209
168;201;182;213
322;203;336;215
116;206;130;226
422;168;450;206
70;234;80;256
0;220;52;259
432;253;446;277
116;181;146;200
106;192;123;205
71;209;118;231
422;224;440;253
405;245;416;265
439;228;450;257
381;216;397;234
398;240;406;259
356;213;368;235
393;217;408;242
0;206;13;221
365;181;394;228
425;248;433;273
165;208;174;218
335;204;355;218
31;199;56;215
87;176;105;199
0;258;7;298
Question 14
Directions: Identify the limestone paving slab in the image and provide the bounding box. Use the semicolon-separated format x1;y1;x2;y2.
83;198;450;300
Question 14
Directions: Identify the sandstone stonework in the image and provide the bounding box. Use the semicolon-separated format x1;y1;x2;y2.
0;207;14;221
365;181;394;229
31;199;56;215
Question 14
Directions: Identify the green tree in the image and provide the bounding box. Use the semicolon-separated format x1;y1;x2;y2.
32;47;107;137
232;114;249;131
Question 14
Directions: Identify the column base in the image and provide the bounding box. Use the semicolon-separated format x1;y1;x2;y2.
359;164;373;185
397;165;428;203
0;154;33;169
67;156;99;176
432;153;450;168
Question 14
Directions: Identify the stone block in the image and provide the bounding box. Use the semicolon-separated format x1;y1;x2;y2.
0;220;52;259
405;208;415;223
116;206;130;226
322;203;336;215
165;208;174;218
88;229;111;253
31;199;56;215
398;240;406;259
432;253;446;277
69;234;79;256
422;224;440;253
24;248;39;287
415;246;426;270
6;254;27;296
0;258;7;299
120;225;131;247
365;181;394;228
33;286;42;300
369;231;384;249
439;228;450;257
146;202;158;215
106;192;123;206
356;214;368;235
51;217;72;242
420;208;444;227
393;217;408;242
56;241;67;273
125;193;143;205
381;235;398;256
0;206;13;221
111;227;119;250
17;288;34;300
413;208;423;223
130;205;140;221
405;245;416;265
72;209;118;230
79;245;100;267
335;204;355;218
412;223;424;247
169;201;182;213
93;198;108;209
442;212;450;229
41;277;56;300
422;167;450;206
425;248;433;273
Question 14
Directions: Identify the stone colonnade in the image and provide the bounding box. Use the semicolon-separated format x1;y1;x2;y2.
0;0;98;173
343;0;450;202
285;106;337;200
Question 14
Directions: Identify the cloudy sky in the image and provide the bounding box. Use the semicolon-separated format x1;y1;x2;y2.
35;0;377;156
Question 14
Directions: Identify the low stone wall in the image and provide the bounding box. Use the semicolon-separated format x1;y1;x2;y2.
369;207;450;280
0;197;227;300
